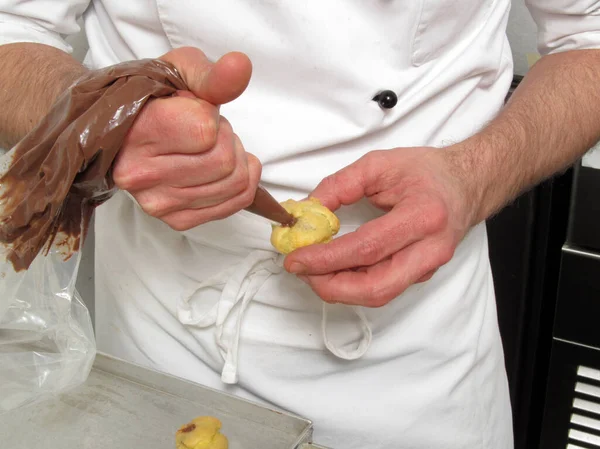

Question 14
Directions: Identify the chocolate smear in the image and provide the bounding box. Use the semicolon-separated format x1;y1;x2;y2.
0;57;295;272
0;59;186;271
246;186;297;227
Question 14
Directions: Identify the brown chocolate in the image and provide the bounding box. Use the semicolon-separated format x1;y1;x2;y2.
0;57;294;272
246;186;297;227
0;59;186;271
180;423;196;433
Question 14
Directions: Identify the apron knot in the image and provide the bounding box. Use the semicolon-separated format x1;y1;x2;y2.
177;249;371;384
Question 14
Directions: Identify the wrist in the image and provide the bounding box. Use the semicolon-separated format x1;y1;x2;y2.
439;141;486;228
55;69;88;97
0;43;88;148
441;126;526;227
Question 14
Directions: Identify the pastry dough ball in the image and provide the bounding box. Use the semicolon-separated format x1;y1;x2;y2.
271;198;340;254
175;416;228;449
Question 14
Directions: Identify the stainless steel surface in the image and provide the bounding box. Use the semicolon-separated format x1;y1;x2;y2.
0;353;315;448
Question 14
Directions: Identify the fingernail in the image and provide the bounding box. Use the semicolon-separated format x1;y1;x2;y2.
288;262;307;274
297;275;310;284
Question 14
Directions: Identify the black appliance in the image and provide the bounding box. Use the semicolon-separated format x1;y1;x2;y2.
537;155;600;449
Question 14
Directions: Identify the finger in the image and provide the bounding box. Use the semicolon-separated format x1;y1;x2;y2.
173;90;197;100
116;116;237;191
309;158;368;212
143;96;220;155
153;117;240;186
154;125;243;188
135;138;251;217
416;269;437;283
160;152;262;230
121;95;220;156
160;47;252;105
309;151;387;211
300;238;453;307
186;138;250;208
284;197;438;275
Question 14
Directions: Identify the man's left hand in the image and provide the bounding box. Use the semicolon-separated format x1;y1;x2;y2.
283;146;477;307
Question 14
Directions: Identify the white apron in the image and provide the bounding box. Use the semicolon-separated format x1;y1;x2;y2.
88;1;515;447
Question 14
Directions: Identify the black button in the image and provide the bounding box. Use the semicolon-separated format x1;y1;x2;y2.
373;90;398;109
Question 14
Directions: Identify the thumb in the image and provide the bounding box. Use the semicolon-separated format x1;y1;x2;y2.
310;158;368;211
160;46;252;105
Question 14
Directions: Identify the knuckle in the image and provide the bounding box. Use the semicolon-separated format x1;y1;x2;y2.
318;250;339;272
166;219;193;232
112;170;134;191
111;158;134;189
247;152;263;178
320;174;338;191
366;149;383;159
165;46;206;63
361;151;376;164
239;183;257;208
137;194;173;218
426;201;449;233
362;150;383;167
113;168;147;191
218;146;237;177
113;150;161;191
368;297;389;308
190;115;218;149
180;46;206;60
149;99;179;132
314;285;337;304
203;119;220;148
231;168;250;195
128;99;162;138
419;271;435;283
437;244;455;266
367;287;396;308
138;197;162;218
302;252;331;274
357;238;383;265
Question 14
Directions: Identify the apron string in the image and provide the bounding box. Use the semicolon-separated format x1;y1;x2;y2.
178;250;373;384
322;303;373;360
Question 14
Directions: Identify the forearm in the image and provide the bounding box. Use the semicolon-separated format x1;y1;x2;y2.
0;43;88;148
448;49;600;226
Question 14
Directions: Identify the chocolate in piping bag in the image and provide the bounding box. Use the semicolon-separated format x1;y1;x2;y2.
247;186;297;227
0;58;288;272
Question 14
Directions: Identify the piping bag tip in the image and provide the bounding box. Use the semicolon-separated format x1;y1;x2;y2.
245;185;297;227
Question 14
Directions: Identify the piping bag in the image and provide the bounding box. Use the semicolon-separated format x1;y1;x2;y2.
0;58;296;412
0;58;295;273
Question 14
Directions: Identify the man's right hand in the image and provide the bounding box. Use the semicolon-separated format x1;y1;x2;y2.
112;47;260;231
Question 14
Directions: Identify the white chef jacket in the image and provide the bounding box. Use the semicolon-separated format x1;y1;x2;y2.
2;1;599;448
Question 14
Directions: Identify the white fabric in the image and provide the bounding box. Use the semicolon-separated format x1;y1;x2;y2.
94;196;512;449
2;1;600;448
178;250;284;384
178;249;372;384
525;0;600;55
0;0;88;50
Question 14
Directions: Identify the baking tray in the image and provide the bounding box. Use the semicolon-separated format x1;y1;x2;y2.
0;352;330;449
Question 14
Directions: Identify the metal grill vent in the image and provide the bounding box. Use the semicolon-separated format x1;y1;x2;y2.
568;366;600;448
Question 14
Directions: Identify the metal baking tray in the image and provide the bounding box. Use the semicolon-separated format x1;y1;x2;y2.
0;353;331;449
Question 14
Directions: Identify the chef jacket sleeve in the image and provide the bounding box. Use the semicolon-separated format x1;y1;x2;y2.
526;0;600;55
0;0;90;53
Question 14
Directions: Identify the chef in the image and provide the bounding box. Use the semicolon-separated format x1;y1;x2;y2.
1;1;600;447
